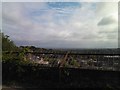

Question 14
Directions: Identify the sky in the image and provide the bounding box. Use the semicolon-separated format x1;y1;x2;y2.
2;2;118;48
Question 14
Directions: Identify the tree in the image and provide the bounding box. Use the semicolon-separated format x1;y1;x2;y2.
70;57;80;67
2;33;31;64
2;33;18;51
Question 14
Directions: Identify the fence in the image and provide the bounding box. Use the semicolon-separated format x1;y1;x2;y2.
3;51;120;71
2;62;120;88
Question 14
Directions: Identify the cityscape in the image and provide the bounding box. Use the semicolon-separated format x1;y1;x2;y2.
1;1;120;89
7;47;120;71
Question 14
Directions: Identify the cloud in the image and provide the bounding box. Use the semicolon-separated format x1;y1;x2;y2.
95;2;118;17
98;15;117;26
2;2;118;48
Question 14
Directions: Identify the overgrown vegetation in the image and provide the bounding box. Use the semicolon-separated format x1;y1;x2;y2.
2;33;18;51
2;33;120;89
2;33;31;64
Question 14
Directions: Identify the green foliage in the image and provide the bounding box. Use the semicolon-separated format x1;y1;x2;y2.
2;33;31;64
2;52;31;65
70;57;80;67
19;47;31;61
64;62;69;67
2;33;18;51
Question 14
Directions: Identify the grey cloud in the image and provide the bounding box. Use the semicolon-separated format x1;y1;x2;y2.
98;27;118;40
82;34;99;39
14;39;118;48
98;27;118;34
2;2;118;48
106;33;117;39
98;16;116;26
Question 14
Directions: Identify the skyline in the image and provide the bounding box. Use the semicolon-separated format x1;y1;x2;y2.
2;2;118;48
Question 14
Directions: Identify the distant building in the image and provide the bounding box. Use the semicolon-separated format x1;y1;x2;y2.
37;58;49;65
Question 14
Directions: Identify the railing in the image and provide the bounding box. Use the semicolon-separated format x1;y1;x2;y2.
2;62;120;88
2;51;120;71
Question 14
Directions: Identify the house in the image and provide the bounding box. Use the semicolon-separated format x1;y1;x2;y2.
37;58;49;65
